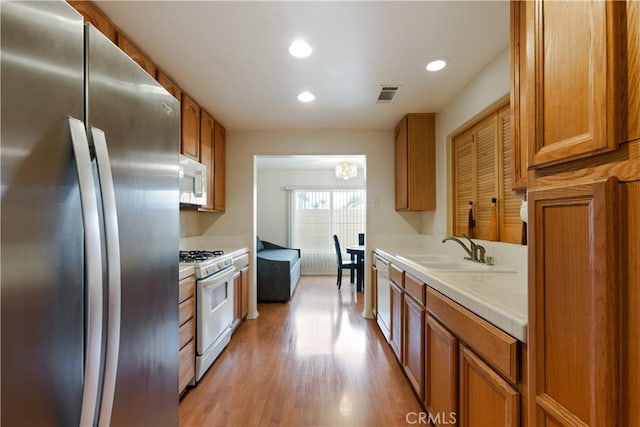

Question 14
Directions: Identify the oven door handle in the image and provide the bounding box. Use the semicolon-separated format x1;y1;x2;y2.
200;266;236;288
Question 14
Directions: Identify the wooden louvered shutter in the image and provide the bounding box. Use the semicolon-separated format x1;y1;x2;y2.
498;105;524;243
474;115;498;240
453;129;474;237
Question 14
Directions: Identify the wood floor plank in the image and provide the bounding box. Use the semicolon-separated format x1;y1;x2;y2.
179;276;423;426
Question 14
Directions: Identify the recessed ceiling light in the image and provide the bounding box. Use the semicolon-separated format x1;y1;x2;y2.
297;91;315;103
426;59;447;72
289;39;312;58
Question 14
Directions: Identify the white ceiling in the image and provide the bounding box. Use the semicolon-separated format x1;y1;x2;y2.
257;155;366;170
95;1;509;131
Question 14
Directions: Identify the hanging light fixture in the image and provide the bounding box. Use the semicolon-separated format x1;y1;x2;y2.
335;161;358;180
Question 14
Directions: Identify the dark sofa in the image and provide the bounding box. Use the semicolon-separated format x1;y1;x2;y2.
256;238;301;302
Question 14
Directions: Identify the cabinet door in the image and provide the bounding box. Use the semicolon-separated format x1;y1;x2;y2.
459;345;519;427
394;116;409;211
403;295;425;399
497;105;524;244
425;315;457;426
240;266;249;319
200;110;215;210
68;1;116;42
509;0;528;191
117;34;157;78
473;113;499;240
529;1;625;168
629;0;640;142
213;121;226;212
179;340;195;394
622;182;640;426
371;264;378;317
389;280;403;361
395;114;436;211
453;128;475;237
181;94;200;160
528;178;619;426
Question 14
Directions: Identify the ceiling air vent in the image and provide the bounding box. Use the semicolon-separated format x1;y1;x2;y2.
377;86;399;103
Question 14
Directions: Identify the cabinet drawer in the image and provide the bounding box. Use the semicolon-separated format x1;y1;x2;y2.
427;287;518;384
404;273;425;305
390;264;404;288
178;296;194;326
179;339;195;394
179;318;195;349
179;275;195;304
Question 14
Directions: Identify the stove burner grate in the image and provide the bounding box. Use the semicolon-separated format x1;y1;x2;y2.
179;250;224;263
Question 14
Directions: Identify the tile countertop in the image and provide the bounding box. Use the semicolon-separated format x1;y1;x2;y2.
178;247;249;281
375;248;527;343
179;265;194;281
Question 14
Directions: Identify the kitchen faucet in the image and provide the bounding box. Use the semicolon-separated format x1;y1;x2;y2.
442;235;487;263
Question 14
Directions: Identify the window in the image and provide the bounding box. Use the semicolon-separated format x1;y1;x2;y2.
290;188;366;274
451;103;523;244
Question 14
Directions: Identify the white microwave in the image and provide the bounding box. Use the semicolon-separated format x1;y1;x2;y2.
179;154;207;206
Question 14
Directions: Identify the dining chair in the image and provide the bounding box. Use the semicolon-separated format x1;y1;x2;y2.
333;235;357;289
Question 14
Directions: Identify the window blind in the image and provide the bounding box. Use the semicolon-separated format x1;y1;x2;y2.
290;189;366;275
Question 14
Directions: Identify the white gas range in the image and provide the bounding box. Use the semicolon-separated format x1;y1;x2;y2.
179;250;235;382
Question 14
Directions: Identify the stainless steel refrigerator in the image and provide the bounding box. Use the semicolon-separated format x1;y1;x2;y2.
1;1;180;425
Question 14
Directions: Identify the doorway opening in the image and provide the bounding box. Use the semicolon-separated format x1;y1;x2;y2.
254;155;367;276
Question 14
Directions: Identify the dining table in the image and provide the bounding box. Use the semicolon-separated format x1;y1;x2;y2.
345;245;365;292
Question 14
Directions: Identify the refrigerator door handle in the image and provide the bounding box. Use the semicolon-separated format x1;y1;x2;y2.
68;117;103;427
91;127;122;427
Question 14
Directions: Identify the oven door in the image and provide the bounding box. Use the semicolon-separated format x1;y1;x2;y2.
196;266;235;355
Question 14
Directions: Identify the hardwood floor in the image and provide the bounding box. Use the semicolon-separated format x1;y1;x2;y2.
179;276;423;426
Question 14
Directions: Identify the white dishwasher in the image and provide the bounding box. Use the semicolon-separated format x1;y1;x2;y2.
375;255;391;341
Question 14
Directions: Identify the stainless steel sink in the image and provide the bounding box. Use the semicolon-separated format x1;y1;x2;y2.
400;255;516;273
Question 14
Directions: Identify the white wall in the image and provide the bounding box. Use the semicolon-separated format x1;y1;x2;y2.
256;167;366;246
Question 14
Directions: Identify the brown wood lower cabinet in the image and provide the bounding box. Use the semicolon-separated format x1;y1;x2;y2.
178;275;195;395
232;259;250;333
373;255;527;427
389;280;404;361
425;315;457;426
403;293;425;400
240;266;249;319
459;345;519;427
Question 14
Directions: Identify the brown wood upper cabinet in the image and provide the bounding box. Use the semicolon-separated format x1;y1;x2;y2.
117;34;157;78
199;110;215;210
395;113;436;211
68;1;117;42
157;71;182;102
181;94;200;161
527;0;626;168
212;121;226;212
628;0;640;143
509;0;528;190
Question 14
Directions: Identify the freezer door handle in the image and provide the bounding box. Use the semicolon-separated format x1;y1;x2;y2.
91;127;122;427
68;117;103;427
